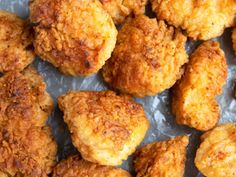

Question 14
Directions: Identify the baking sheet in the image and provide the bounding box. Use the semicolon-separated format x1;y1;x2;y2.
1;1;236;176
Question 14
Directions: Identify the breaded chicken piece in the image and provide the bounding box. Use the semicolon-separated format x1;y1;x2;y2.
232;28;236;56
100;0;148;24
0;10;35;73
29;0;117;76
58;91;149;166
172;41;227;131
151;0;236;40
195;123;236;177
134;136;189;177
102;15;188;97
0;68;57;177
52;156;131;177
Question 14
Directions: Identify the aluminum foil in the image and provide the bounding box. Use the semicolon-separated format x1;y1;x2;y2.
1;1;236;176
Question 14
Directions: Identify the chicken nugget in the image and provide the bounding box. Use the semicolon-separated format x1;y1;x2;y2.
58;90;149;166
195;123;236;177
232;28;236;56
134;136;189;177
102;15;188;97
52;155;131;177
0;10;35;73
0;68;57;176
151;0;236;40
172;41;227;131
100;0;148;24
29;0;117;76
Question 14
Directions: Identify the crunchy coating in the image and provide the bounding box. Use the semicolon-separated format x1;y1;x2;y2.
232;28;236;56
172;41;227;131
134;136;189;177
58;90;149;166
100;0;148;24
29;0;117;76
52;156;131;177
0;10;35;73
195;123;236;177
0;68;57;177
102;15;188;97
151;0;236;40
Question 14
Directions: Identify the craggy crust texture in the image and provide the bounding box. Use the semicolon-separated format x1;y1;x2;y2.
172;41;227;131
195;123;236;177
52;156;132;177
0;10;35;73
151;0;236;40
134;136;189;177
0;68;57;177
102;15;188;97
29;0;117;76
100;0;148;24
58;91;149;166
232;28;236;56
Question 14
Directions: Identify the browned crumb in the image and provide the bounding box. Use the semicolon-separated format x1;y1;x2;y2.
0;10;35;73
52;156;131;177
29;0;117;76
172;41;227;131
58;90;149;166
134;136;189;177
102;15;188;97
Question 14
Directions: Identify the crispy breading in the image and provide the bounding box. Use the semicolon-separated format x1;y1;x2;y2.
134;136;189;177
232;28;236;56
102;15;188;97
151;0;236;40
100;0;148;24
0;68;57;177
0;10;35;73
52;156;131;177
195;123;236;177
58;91;149;166
29;0;117;76
172;41;227;131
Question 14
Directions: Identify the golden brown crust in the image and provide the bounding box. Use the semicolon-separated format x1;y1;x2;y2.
172;41;227;131
0;68;57;177
102;15;188;97
134;136;189;177
100;0;148;24
151;0;236;40
58;90;149;166
232;28;236;56
29;0;117;76
195;123;236;177
0;10;35;73
52;156;131;177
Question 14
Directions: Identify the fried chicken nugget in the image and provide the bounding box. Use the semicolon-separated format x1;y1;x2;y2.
100;0;148;24
58;91;149;166
52;156;131;177
102;15;188;97
29;0;117;76
195;123;236;177
151;0;236;40
0;68;57;176
134;136;189;177
0;10;35;73
172;41;227;131
232;28;236;56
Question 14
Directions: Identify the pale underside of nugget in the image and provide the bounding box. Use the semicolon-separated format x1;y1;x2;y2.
100;0;148;24
195;123;236;177
0;68;57;177
134;136;189;177
151;0;236;40
29;0;117;76
58;91;149;166
172;41;227;131
52;156;131;177
0;10;35;73
102;15;188;97
232;28;236;56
